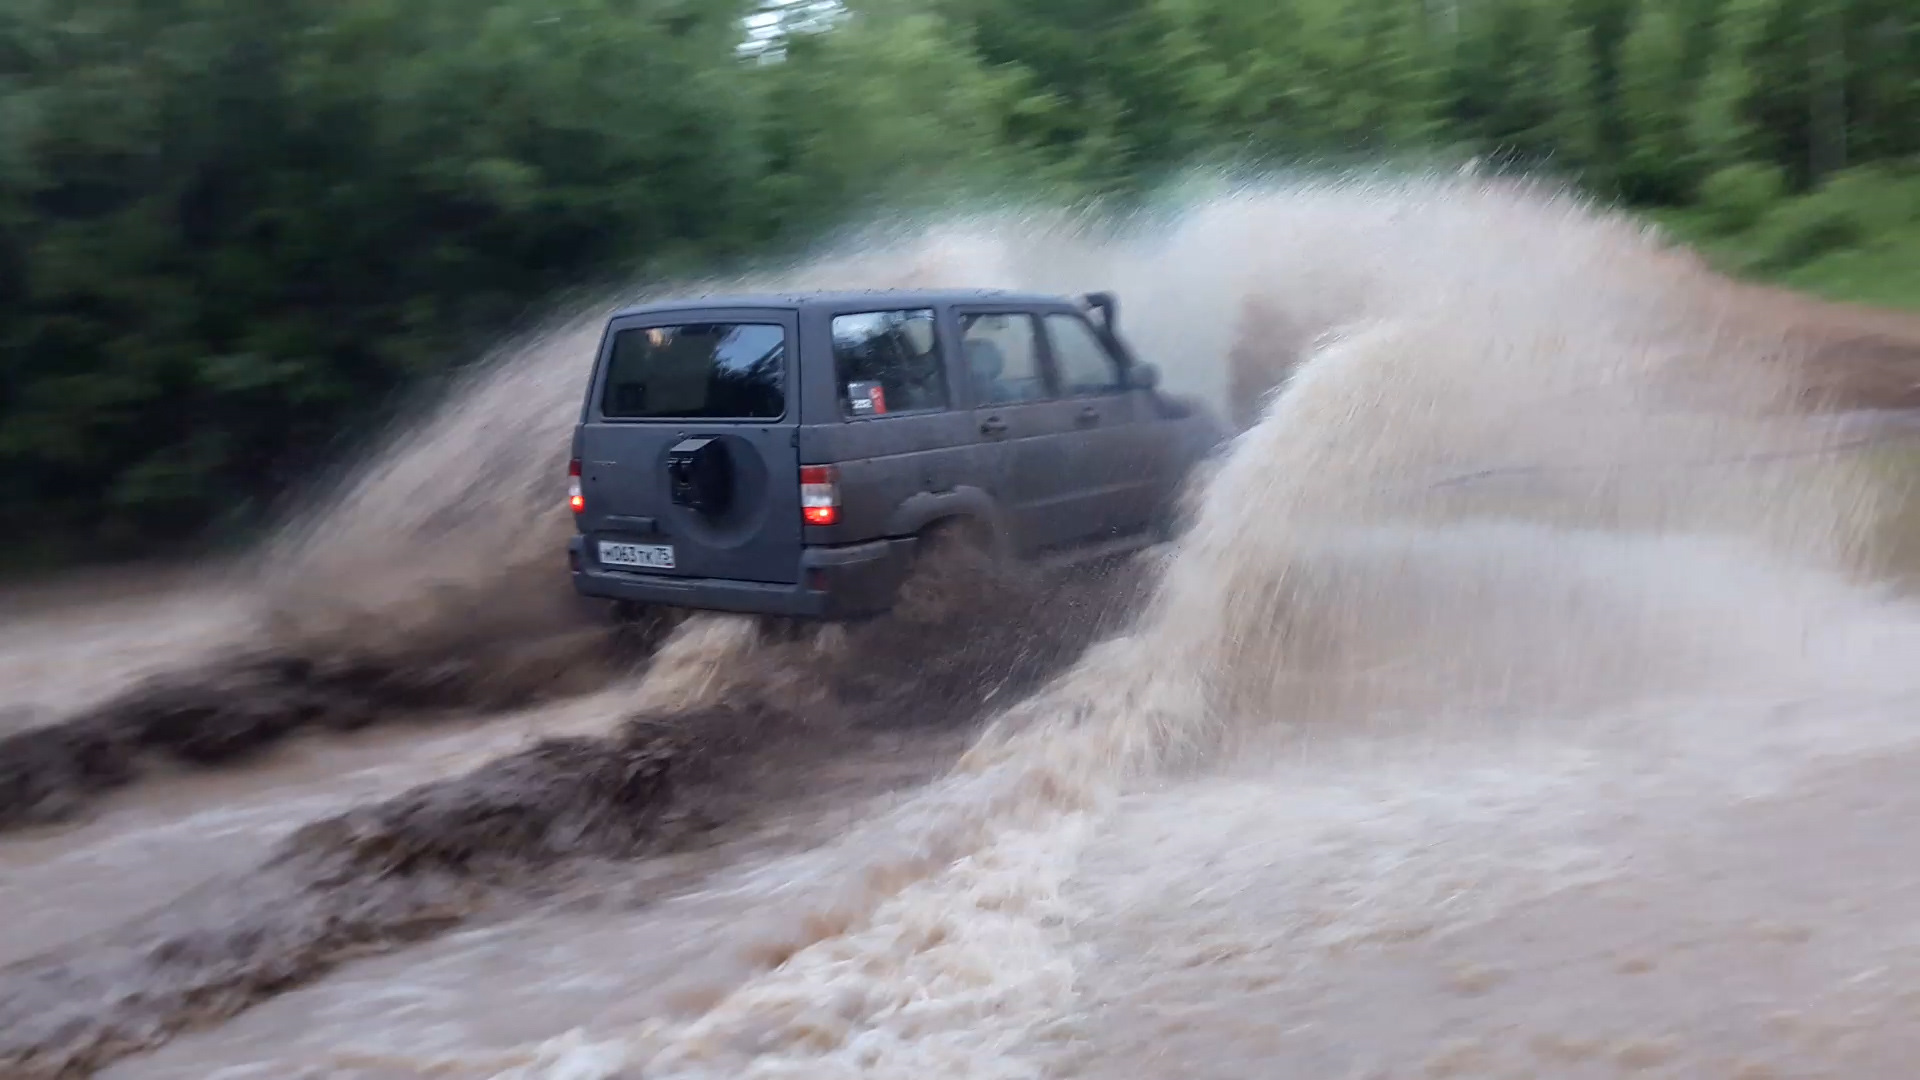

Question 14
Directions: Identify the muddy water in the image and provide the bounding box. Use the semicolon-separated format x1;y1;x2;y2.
92;743;975;1080
1055;735;1920;1080
0;570;250;730
0;683;644;966
8;175;1920;1080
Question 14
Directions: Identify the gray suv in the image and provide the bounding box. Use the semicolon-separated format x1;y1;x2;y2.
566;289;1223;619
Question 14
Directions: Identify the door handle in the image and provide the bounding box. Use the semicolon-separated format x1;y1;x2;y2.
980;416;1009;437
1076;405;1101;426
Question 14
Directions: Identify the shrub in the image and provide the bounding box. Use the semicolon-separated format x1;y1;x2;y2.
1696;163;1785;235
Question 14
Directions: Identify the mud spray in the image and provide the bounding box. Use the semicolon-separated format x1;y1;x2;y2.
8;173;1920;1079
469;176;1916;1078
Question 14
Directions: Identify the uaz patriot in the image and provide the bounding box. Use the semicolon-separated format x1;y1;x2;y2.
567;289;1223;620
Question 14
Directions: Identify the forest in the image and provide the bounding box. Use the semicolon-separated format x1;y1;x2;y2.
2;0;1917;564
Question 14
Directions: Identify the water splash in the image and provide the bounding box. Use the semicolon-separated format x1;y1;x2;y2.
26;171;1910;1079
358;173;1918;1079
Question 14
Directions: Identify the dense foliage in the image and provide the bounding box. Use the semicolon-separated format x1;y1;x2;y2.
2;0;1917;562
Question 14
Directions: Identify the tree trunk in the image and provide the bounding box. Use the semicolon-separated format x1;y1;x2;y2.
1810;0;1849;181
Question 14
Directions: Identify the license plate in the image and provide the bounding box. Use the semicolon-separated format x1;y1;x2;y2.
598;540;676;570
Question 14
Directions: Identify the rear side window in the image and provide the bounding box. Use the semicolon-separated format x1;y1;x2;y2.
960;313;1050;405
830;309;948;418
600;322;786;420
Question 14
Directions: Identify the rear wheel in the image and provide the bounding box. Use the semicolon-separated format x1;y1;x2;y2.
919;515;998;560
608;600;688;652
892;516;1004;620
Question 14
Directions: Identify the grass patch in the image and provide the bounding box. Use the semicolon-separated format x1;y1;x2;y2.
1771;235;1920;313
1648;165;1920;313
1658;213;1920;312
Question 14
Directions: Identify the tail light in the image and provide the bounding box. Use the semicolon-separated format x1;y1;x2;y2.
800;464;839;526
568;458;585;514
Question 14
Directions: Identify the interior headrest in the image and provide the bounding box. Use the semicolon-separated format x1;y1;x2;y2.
964;338;1005;379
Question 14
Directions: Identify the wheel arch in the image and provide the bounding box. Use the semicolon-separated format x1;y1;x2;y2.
885;485;1012;558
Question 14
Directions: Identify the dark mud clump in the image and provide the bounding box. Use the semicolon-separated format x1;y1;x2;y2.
749;529;1156;723
0;541;1151;1078
0;705;784;1080
0;621;650;834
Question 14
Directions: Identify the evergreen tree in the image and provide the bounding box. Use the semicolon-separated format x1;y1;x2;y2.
1619;0;1699;201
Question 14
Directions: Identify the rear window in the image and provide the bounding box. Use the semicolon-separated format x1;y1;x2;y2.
830;309;948;418
599;322;787;420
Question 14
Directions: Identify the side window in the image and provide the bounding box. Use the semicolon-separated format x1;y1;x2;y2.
830;309;948;418
959;313;1050;405
1045;313;1125;395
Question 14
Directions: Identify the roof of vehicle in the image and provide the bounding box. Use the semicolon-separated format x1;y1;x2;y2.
607;289;1087;320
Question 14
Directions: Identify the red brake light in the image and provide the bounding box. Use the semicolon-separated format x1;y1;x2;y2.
800;464;839;526
568;458;584;514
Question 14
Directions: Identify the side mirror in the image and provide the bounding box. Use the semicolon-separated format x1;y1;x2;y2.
1127;361;1161;392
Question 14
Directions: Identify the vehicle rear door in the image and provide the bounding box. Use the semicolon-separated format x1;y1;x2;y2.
795;305;979;541
1039;309;1161;538
952;308;1080;554
575;307;803;584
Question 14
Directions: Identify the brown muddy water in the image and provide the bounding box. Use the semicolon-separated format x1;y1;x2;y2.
8;175;1920;1080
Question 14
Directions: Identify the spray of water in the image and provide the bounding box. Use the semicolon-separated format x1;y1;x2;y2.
249;174;1882;664
377;173;1917;1079
18;172;1912;1079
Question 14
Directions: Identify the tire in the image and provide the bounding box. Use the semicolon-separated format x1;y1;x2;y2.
608;601;687;653
916;515;998;562
892;516;1002;620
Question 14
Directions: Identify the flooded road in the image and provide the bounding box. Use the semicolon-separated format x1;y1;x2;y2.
0;683;651;966
7;176;1920;1079
0;569;250;730
1055;731;1920;1080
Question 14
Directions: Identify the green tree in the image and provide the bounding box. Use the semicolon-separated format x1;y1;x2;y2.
1689;0;1767;173
1146;0;1438;164
1440;0;1575;171
9;0;1920;568
1618;0;1698;201
751;2;1039;230
0;0;775;554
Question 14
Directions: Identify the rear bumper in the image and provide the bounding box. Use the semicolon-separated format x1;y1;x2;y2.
569;536;916;619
